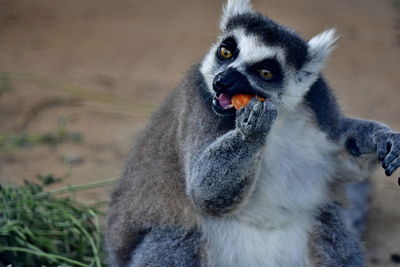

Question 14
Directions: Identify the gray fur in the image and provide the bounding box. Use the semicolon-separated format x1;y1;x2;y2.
309;203;365;267
337;117;400;177
341;180;372;236
105;1;400;266
304;75;400;177
188;98;277;215
106;66;206;267
128;227;203;267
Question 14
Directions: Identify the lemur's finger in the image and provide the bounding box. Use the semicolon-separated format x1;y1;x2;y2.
250;99;263;115
385;157;400;176
262;101;277;118
248;102;263;122
243;99;261;124
258;101;268;119
237;102;251;120
376;138;390;161
382;142;400;169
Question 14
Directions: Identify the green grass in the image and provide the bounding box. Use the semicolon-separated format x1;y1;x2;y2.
0;178;116;267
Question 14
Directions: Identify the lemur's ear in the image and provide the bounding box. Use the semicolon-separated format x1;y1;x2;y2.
292;29;337;95
220;0;254;31
304;29;338;75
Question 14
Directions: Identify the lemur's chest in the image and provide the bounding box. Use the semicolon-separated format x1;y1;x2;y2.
203;108;338;267
248;108;338;222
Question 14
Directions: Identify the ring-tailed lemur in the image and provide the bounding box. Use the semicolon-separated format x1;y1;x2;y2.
106;1;400;266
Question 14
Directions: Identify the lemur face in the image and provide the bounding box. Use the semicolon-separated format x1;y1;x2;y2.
200;1;337;116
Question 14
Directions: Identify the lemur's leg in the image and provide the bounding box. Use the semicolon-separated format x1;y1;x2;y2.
187;98;277;215
128;227;203;267
309;203;365;267
340;179;371;235
339;117;400;177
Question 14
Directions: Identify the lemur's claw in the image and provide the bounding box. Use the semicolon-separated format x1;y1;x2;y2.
375;132;400;178
385;158;400;176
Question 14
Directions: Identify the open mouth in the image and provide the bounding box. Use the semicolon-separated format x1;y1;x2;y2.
212;92;269;116
212;93;236;115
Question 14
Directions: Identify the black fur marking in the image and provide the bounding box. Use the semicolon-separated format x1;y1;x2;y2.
216;37;240;62
346;138;362;157
304;77;342;139
226;13;308;70
319;209;333;224
246;58;283;84
391;254;400;264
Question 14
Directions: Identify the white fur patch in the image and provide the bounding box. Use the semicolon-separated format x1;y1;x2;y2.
203;217;311;267
305;29;337;75
229;29;285;69
220;0;254;30
200;43;219;94
202;106;340;267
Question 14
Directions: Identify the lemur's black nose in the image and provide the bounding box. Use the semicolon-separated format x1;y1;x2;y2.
213;68;252;95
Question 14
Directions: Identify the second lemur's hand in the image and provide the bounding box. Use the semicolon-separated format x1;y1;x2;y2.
374;131;400;178
236;98;278;142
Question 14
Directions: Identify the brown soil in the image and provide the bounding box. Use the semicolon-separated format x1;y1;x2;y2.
0;0;399;265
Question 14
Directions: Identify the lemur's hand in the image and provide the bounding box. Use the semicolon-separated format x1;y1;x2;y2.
375;131;400;177
236;98;277;140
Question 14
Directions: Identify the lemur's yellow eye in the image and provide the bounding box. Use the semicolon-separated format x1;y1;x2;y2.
258;69;274;80
219;46;233;59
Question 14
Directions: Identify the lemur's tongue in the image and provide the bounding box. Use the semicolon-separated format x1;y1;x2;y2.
218;93;233;109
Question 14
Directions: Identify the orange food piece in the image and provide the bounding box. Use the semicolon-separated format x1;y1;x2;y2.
231;94;266;110
231;94;252;110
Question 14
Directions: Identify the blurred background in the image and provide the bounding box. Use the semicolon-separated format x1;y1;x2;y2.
0;0;399;266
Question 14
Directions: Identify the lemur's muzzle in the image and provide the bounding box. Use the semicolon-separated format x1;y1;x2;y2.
212;68;258;115
213;68;254;96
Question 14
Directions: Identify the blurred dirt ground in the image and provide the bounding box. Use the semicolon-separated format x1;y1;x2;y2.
0;0;400;266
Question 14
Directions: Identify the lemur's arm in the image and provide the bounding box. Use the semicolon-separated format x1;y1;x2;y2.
339;117;400;177
186;99;277;215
